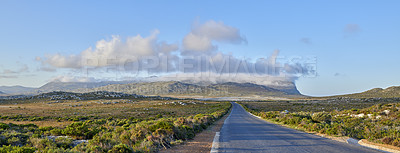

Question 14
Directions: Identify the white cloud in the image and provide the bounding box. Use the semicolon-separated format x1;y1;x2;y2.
182;20;246;52
183;33;215;52
146;72;296;87
0;75;18;79
344;24;360;33
51;76;98;82
300;37;311;44
39;30;179;69
2;64;29;74
35;57;41;61
43;54;82;68
38;66;56;72
334;73;346;77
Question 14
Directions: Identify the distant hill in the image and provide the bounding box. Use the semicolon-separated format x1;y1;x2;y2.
181;80;301;95
25;81;136;94
333;86;400;98
76;81;218;96
0;86;35;94
33;82;115;93
74;81;303;98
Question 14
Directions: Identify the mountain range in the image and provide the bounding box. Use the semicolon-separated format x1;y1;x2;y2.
75;81;300;97
0;80;302;98
2;81;400;99
0;81;131;95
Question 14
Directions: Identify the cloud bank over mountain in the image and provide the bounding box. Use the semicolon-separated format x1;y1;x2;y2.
37;20;315;85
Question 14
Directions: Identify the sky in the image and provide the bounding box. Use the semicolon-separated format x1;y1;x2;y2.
0;1;399;96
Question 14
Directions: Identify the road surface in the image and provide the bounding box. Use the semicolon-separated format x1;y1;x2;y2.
216;102;381;153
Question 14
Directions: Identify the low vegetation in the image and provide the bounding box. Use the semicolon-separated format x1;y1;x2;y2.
0;92;231;152
240;100;400;148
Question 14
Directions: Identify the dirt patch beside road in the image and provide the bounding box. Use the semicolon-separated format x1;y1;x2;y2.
359;139;400;152
160;109;231;153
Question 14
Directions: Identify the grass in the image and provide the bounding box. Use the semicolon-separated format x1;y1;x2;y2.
241;99;395;113
0;99;225;126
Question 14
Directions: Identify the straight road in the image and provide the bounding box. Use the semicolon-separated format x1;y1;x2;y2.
216;102;381;153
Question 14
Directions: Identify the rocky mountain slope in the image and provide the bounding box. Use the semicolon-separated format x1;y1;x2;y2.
74;81;302;97
32;81;119;94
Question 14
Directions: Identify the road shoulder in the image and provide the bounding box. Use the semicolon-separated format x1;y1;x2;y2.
359;139;400;153
159;108;231;153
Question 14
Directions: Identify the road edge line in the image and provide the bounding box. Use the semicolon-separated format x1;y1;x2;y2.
210;132;220;153
210;102;234;153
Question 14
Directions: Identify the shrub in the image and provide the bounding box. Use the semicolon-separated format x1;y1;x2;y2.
174;125;194;140
55;137;73;149
50;129;63;136
382;137;394;144
29;138;56;150
170;139;183;146
38;126;54;133
108;144;133;153
148;121;173;132
0;145;35;153
62;122;89;139
312;112;332;123
0;123;10;130
156;114;163;118
130;129;145;144
62;122;99;139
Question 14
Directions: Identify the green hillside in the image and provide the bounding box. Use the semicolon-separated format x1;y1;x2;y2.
331;86;400;98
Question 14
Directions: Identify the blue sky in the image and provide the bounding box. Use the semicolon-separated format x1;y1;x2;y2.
0;1;399;96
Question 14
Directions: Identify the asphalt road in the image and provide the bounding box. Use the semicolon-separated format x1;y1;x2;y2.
216;102;382;153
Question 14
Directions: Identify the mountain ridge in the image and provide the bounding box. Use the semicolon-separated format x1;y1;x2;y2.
0;80;303;98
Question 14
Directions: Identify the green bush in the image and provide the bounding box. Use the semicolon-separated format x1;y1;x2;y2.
0;145;35;153
108;144;133;153
55;137;73;149
0;123;10;130
50;129;63;136
174;125;195;140
311;112;332;123
29;138;56;150
62;122;100;139
148;121;173;132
